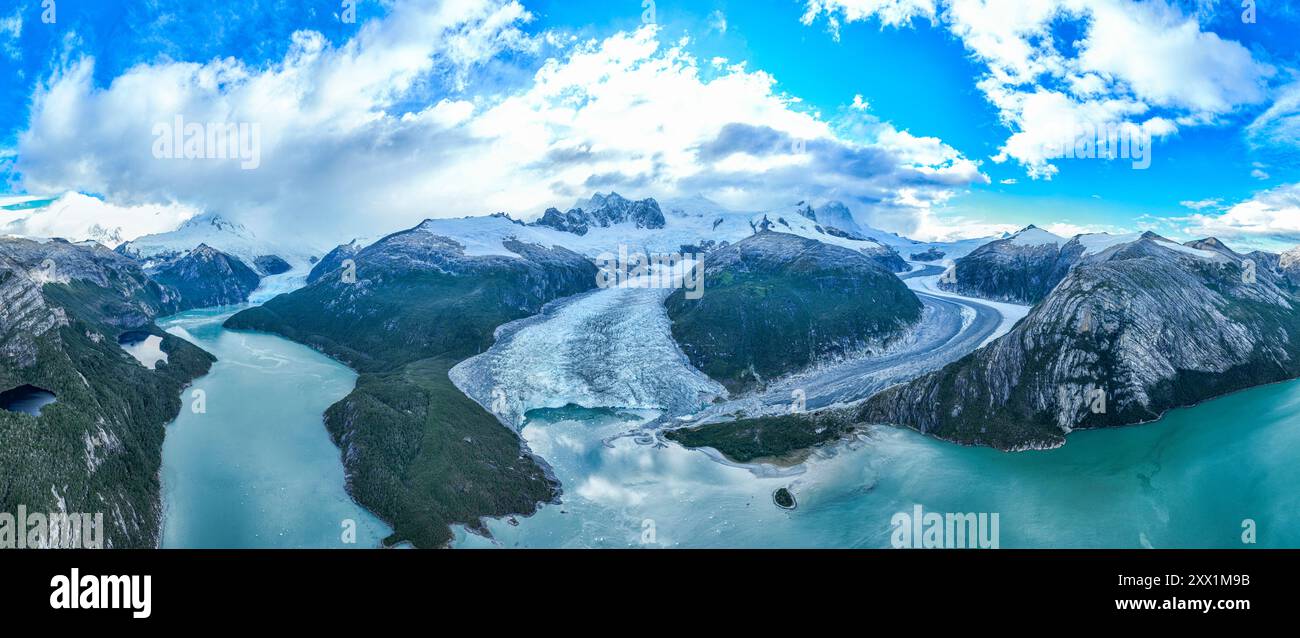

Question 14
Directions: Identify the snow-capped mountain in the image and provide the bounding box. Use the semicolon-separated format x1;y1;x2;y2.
940;226;1248;306
116;213;319;276
535;192;666;234
939;225;1076;304
308;193;986;280
148;244;263;310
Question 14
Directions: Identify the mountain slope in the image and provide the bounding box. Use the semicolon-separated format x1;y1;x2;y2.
665;231;923;393
116;213;315;276
224;222;598;547
148;244;262;310
939;225;1077;304
534;192;666;234
0;239;213;548
353;193;921;274
860;234;1300;450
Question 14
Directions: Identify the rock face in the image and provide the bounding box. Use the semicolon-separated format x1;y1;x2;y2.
149;244;262;310
307;239;364;284
0;238;181;328
0;253;68;368
858;241;911;273
666;231;923;393
253;255;292;275
0;238;213;548
789;200;908;271
801;201;858;234
533;192;666;235
861;233;1300;450
910;247;946;262
225;221;598;547
1249;245;1300;290
939;225;1077;304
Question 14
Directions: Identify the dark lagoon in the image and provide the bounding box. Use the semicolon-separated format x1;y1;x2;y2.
0;385;58;416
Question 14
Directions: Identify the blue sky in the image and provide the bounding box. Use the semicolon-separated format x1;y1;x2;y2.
2;0;1299;248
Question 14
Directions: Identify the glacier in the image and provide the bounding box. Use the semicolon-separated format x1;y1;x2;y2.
450;274;727;429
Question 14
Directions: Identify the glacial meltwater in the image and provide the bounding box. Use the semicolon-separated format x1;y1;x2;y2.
157;305;392;548
453;380;1300;548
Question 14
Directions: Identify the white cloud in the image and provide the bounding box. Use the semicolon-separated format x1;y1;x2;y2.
0;9;21;60
802;0;1275;178
1247;80;1300;153
802;0;937;38
1183;183;1300;248
1;192;198;247
1252;168;1270;180
13;0;987;245
708;10;728;35
1179;198;1221;211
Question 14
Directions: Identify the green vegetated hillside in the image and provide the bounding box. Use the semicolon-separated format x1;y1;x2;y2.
664;410;860;464
225;227;597;547
0;239;213;548
665;231;922;394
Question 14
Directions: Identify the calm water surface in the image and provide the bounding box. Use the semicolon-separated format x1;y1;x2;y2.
159;306;392;548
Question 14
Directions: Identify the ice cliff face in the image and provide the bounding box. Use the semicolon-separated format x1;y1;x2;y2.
861;233;1300;450
450;284;726;429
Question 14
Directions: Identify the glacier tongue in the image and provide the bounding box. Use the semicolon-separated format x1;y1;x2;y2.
450;283;726;429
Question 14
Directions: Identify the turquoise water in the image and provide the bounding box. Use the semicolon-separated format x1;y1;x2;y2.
155;304;1300;549
454;381;1300;548
158;306;392;548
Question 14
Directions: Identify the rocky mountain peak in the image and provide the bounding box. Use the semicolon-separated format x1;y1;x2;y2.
1183;237;1239;258
533;193;666;236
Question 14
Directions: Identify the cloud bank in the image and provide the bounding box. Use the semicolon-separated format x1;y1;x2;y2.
803;0;1275;178
13;0;987;245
